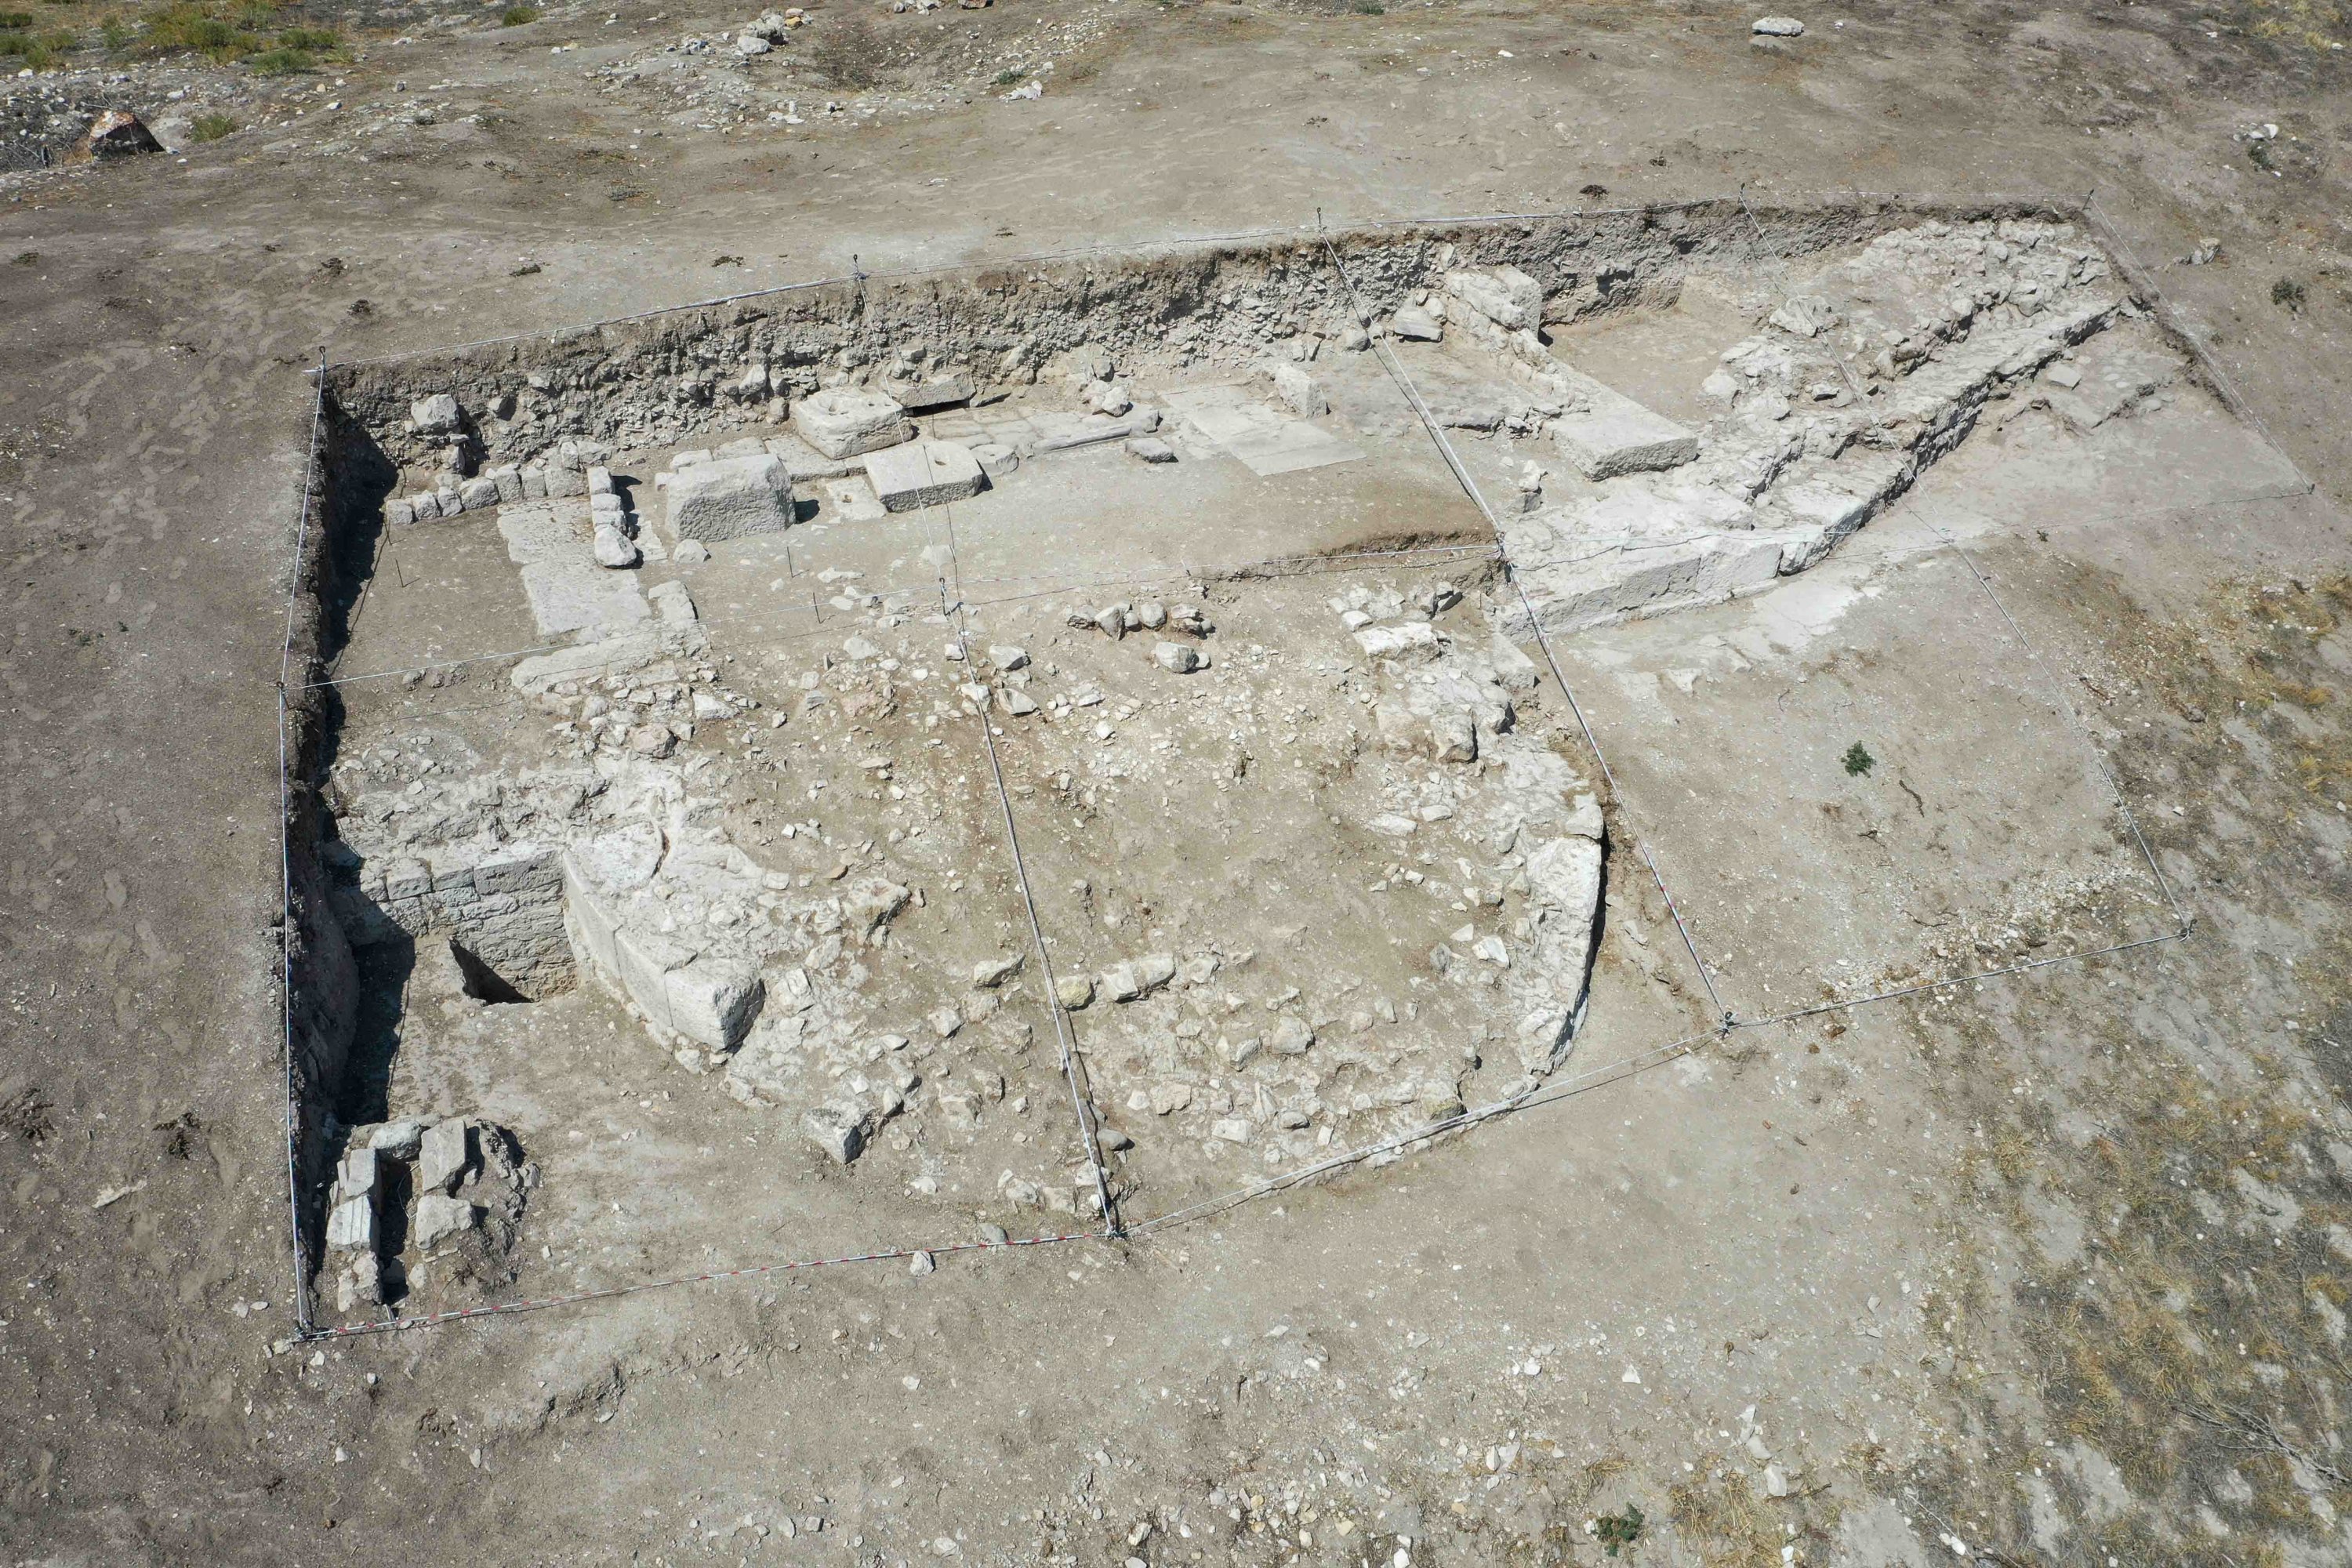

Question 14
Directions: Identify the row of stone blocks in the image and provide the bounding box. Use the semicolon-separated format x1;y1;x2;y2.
333;843;575;992
383;447;611;526
329;836;756;1041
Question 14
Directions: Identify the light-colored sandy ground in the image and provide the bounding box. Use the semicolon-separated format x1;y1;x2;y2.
5;2;2352;1563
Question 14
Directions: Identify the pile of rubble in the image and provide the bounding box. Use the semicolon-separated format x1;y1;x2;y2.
324;1098;534;1315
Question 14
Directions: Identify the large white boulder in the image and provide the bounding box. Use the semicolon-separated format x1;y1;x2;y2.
410;393;462;435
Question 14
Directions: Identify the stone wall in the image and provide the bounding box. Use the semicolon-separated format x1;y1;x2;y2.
322;201;2063;475
330;839;573;998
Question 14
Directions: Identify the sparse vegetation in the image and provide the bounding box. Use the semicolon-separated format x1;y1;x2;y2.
1592;1500;1645;1557
191;111;236;140
0;1085;53;1144
2273;276;2307;310
1842;741;1875;776
499;4;539;24
0;24;76;67
246;41;313;71
1890;566;2352;1563
1667;1476;1783;1566
136;0;338;67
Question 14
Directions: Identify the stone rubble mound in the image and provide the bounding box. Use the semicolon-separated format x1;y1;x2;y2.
324;1099;534;1316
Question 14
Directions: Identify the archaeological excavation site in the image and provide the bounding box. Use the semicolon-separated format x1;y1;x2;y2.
275;198;2246;1331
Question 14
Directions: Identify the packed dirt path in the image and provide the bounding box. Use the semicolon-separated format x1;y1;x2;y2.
5;2;2352;1563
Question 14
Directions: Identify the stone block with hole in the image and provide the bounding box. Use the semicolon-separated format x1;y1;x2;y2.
792;387;914;459
863;441;985;512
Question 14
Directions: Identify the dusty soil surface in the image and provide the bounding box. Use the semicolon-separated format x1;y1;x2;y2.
6;2;2352;1565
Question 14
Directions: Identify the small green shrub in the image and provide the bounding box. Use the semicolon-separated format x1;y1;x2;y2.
190;110;236;140
143;5;253;60
991;66;1023;85
274;25;337;49
246;42;310;71
2272;277;2306;312
100;17;132;46
1594;1501;1645;1557
499;4;539;23
1842;741;1876;777
0;11;36;27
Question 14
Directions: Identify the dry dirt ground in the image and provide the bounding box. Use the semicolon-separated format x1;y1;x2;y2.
7;2;2352;1565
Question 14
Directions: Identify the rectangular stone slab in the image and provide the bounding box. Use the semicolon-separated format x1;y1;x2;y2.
1160;385;1365;477
1548;365;1700;480
863;441;986;512
519;563;652;639
496;502;579;565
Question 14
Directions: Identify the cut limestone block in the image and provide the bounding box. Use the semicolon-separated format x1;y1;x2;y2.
1390;305;1444;342
764;431;866;482
1549;366;1700;480
864;441;986;512
519;563;652;639
665;453;793;542
1267;361;1328;418
882;368;976;411
510;632;664;693
1160;385;1365;477
412;1193;479;1250
793;388;914;459
666;957;766;1048
419;1119;472;1194
325;1192;376;1250
648;579;699;627
820;475;887;523
1445;266;1543;332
